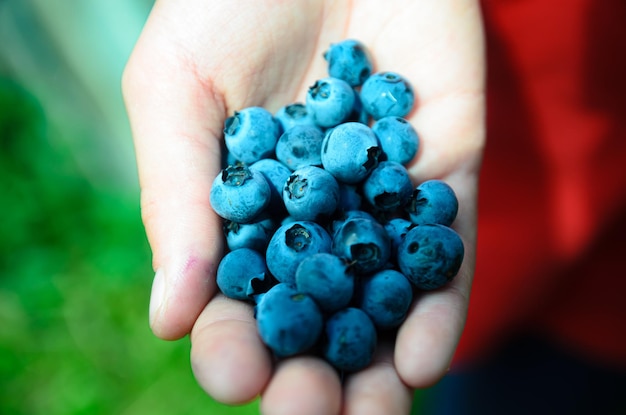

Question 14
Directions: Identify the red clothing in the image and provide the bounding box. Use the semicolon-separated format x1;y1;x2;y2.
454;0;626;367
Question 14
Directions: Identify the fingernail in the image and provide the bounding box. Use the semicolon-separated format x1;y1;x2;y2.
149;268;166;327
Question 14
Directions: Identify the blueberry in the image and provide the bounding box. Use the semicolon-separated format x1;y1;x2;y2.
360;72;415;120
372;116;419;165
306;77;355;128
275;125;324;171
255;283;323;357
210;164;271;223
283;166;340;221
323;307;377;372
330;209;377;238
274;102;317;131
324;39;373;87
357;269;413;329
265;221;332;285
337;183;363;212
384;217;414;259
397;223;464;290
223;213;277;252
320;122;381;184
332;216;391;275
362;161;414;212
216;248;271;301
345;88;370;125
406;179;459;226
223;106;282;164
295;253;354;313
249;158;292;216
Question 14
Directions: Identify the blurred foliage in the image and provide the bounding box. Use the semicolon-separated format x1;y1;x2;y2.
0;73;259;415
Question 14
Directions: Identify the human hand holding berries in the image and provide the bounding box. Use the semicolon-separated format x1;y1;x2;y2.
122;1;485;414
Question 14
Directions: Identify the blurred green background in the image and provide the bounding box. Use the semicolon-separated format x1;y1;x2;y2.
0;1;430;414
0;1;261;413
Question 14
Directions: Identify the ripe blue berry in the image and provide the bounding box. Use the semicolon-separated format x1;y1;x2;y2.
330;209;377;238
332;216;391;275
397;224;464;290
265;221;332;285
384;217;414;258
406;179;459;226
362;161;414;212
255;283;323;357
323;307;377;372
324;39;373;87
223;106;282;164
295;253;354;313
357;269;413;329
283;166;340;221
320;122;381;184
274;102;317;131
275;125;324;171
216;248;270;301
210;164;271;223
360;72;415;120
223;213;276;252
306;77;355;128
249;158;291;216
372;116;419;165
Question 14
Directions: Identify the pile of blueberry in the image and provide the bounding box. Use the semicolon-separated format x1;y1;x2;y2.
209;40;464;373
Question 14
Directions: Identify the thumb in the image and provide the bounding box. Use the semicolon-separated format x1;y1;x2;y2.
123;22;226;340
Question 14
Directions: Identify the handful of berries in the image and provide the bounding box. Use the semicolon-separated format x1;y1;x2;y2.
209;40;464;373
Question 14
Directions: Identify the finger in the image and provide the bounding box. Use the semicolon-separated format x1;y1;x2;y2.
190;295;272;404
342;341;413;415
122;6;226;339
394;234;475;388
260;356;342;415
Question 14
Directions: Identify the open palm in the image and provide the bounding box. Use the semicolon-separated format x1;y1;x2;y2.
123;0;485;413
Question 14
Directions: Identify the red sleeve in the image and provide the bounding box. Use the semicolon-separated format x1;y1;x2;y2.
453;0;626;366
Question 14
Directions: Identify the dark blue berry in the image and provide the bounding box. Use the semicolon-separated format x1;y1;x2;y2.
320;122;381;184
265;221;332;285
306;77;355;128
397;224;464;290
360;72;415;120
372;116;419;165
330;209;377;238
323;307;377;372
255;283;323;357
216;248;270;301
332;216;391;275
223;213;277;252
324;39;373;87
295;253;354;313
282;166;340;221
362;161;414;211
274;102;317;131
223;106;282;164
406;180;459;226
384;217;414;259
210;164;271;223
249;158;291;216
275;125;324;171
357;269;413;329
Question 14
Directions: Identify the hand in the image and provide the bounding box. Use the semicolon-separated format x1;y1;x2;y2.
122;0;485;413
